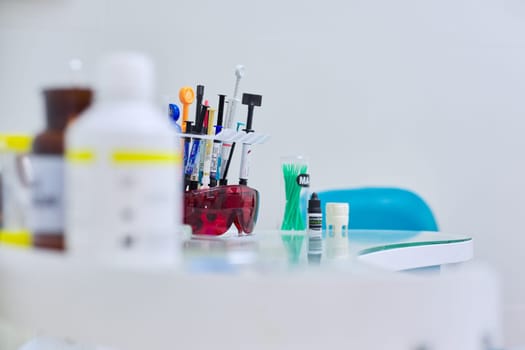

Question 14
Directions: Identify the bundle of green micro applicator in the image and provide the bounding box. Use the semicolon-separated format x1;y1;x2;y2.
281;163;307;230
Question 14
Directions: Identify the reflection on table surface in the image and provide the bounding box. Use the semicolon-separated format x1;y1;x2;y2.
182;229;472;272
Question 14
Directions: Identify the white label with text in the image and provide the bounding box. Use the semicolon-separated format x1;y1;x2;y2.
29;155;64;233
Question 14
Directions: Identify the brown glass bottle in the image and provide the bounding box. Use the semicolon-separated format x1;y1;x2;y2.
31;88;92;251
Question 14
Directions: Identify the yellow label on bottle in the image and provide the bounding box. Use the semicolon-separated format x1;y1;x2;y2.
66;149;95;164
0;230;32;247
0;134;32;153
112;150;182;165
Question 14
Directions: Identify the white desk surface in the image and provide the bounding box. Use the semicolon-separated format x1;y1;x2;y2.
0;230;484;350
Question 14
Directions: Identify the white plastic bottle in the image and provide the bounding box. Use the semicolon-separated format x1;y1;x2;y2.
65;52;182;266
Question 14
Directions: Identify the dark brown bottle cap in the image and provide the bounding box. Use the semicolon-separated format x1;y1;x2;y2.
43;88;92;130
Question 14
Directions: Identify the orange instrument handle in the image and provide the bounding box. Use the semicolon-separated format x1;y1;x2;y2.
178;86;195;132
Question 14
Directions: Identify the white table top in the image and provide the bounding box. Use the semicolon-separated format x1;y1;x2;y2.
0;230;479;350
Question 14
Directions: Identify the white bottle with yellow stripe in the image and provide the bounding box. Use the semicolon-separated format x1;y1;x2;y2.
65;52;182;266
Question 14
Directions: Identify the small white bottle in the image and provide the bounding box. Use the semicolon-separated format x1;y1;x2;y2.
325;202;349;259
65;52;182;266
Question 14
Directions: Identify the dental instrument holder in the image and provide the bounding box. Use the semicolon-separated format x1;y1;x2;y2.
179;128;269;236
184;184;259;236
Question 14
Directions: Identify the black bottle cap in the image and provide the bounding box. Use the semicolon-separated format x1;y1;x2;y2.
308;192;321;213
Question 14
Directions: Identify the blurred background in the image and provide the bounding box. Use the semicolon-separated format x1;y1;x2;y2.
1;0;525;345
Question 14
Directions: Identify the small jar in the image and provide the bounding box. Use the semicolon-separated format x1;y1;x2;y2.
325;202;349;259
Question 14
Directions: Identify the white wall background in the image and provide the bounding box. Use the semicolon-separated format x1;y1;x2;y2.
1;0;525;345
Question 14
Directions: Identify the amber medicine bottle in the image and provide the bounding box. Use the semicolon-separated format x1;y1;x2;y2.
31;88;92;250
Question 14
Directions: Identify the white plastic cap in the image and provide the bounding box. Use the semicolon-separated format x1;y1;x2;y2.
96;52;154;102
326;203;349;217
